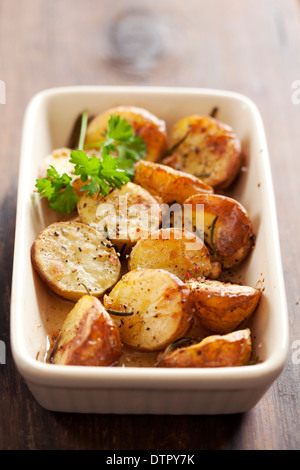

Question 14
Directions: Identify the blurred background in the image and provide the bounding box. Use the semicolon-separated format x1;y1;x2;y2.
0;0;299;450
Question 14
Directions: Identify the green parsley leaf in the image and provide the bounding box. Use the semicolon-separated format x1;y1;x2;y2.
107;114;133;142
80;176;101;197
70;150;101;182
35;166;78;214
48;184;79;214
87;114;147;173
70;149;130;197
35;177;55;201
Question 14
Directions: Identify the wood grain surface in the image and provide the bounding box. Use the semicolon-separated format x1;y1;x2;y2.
0;0;300;450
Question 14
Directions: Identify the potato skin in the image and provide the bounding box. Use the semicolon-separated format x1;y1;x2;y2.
77;182;162;250
133;160;213;205
51;295;122;366
186;279;261;333
128;228;211;281
103;268;193;351
185;193;255;269
158;329;252;368
85;105;167;162
31;221;121;301
163;115;242;190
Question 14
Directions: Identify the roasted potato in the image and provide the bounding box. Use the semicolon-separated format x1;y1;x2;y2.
158;328;252;367
77;182;162;250
84;105;167;162
51;295;122;366
39;147;102;179
184;193;255;269
39;147;74;178
163;115;242;189
186;279;261;333
31;221;121;301
133;160;213;205
128;228;211;281
103;268;193;351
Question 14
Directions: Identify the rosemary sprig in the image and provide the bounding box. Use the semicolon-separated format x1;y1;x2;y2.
78;283;91;295
106;308;134;317
155;337;193;367
210;215;218;255
163;130;190;157
202;215;218;257
196;173;211;178
209;106;219;118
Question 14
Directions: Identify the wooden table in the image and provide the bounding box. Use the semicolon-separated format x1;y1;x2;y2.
0;0;299;450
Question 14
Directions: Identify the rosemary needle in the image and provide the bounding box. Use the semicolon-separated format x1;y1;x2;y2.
106;308;134;317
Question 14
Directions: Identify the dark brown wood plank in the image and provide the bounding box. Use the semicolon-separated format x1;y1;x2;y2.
0;0;300;450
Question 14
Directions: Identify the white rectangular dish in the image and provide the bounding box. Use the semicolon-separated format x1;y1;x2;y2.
10;86;289;414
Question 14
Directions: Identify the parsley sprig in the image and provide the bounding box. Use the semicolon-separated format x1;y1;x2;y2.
35;166;78;214
69;149;130;197
87;114;146;177
35;112;146;214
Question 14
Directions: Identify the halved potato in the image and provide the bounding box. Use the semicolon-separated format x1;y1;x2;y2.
103;268;193;351
51;295;122;366
128;228;211;281
77;182;162;250
158;328;252;367
184;193;255;269
39;148;74;178
133;160;213;205
39;147;103;179
31;221;121;301
163;115;242;189
84;105;167;162
186;279;261;333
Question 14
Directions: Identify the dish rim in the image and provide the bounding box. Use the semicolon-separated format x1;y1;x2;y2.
10;85;289;390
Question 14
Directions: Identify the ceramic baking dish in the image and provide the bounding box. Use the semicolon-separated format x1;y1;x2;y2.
10;86;289;414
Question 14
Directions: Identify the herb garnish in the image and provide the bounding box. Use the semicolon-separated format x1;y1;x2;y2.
204;215;218;256
35;112;146;214
155;337;193;367
106;308;134;317
78;282;91;295
163;130;190;157
35;166;79;214
210;215;218;253
209;106;219;118
69;149;130;197
85;114;147;177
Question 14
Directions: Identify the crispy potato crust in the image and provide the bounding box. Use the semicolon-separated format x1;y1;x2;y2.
85;105;167;162
133;160;213;205
158;329;252;367
186;279;261;333
103;268;193;351
128;228;211;281
31;221;121;301
163;115;242;189
51;295;122;366
184;193;255;269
